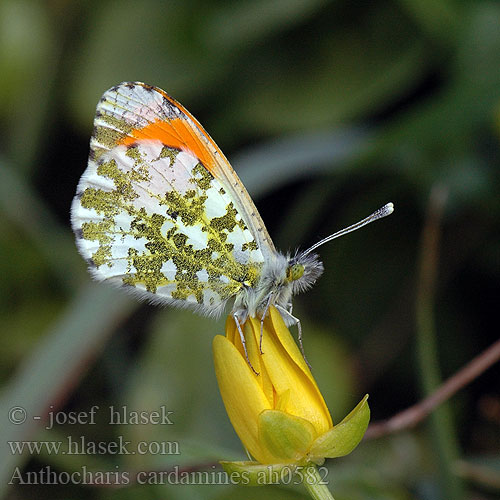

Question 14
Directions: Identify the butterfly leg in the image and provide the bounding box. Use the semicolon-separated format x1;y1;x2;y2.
275;305;312;370
233;313;259;375
259;294;274;355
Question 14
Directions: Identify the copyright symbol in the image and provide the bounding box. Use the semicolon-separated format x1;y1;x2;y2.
9;407;27;424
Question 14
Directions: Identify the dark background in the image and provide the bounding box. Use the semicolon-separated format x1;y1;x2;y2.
1;1;499;499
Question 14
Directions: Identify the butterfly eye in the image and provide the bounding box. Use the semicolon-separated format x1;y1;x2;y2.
286;263;305;282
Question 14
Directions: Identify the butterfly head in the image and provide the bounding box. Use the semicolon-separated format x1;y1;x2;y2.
286;252;324;294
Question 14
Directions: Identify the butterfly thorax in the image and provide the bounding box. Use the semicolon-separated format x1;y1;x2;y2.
232;250;324;323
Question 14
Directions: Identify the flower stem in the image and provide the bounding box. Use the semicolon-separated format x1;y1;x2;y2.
300;464;335;500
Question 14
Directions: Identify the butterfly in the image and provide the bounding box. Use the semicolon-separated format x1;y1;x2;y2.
71;82;393;359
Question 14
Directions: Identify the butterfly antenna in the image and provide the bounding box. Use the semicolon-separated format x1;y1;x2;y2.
302;203;394;256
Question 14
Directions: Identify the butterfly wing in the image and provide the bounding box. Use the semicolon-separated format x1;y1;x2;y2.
71;82;273;315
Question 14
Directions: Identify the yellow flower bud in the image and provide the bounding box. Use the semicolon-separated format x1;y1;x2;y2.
213;306;370;470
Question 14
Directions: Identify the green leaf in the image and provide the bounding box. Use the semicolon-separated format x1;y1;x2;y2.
309;395;370;459
220;460;294;487
259;410;316;462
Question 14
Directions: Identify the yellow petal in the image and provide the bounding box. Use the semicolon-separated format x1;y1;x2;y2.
225;315;242;356
212;335;276;463
269;307;311;377
242;316;263;378
242;318;275;406
252;309;332;435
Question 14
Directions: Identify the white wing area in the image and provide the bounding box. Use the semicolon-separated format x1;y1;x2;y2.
72;139;265;316
91;82;276;257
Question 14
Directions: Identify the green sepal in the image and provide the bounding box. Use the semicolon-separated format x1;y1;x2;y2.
258;409;316;462
220;460;294;486
309;394;370;459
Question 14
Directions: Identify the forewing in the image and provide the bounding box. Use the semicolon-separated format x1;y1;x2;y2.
90;82;274;254
71;83;267;315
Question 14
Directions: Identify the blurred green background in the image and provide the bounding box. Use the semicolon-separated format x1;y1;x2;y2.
1;0;499;499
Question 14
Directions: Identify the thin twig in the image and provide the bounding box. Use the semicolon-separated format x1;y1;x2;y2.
365;337;500;439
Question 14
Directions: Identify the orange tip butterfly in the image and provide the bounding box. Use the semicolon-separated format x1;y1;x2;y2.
71;82;393;355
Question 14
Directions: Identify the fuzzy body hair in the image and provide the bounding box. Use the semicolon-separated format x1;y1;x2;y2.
232;250;324;324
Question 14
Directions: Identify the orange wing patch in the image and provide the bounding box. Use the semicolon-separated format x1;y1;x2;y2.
119;118;217;174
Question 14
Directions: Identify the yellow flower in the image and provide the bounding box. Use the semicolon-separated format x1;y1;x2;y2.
213;306;370;472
